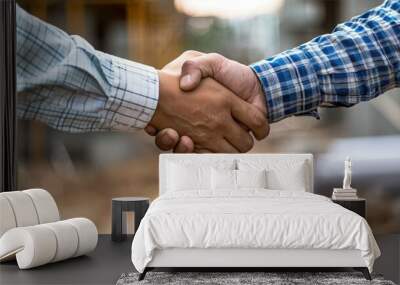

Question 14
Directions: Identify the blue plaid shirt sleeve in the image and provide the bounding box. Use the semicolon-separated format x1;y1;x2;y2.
16;5;158;132
251;0;400;123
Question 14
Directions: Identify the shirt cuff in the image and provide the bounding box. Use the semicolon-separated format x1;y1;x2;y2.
250;48;322;123
106;54;159;130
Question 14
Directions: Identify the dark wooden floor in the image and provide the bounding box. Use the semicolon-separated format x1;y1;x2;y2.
0;235;398;285
0;235;134;285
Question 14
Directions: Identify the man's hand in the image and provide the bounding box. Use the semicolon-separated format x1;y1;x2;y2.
180;53;267;115
148;51;269;152
147;53;268;153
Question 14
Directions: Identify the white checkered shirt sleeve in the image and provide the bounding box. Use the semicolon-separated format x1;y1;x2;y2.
16;5;158;132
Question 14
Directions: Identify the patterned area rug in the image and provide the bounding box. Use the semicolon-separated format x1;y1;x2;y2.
117;272;395;285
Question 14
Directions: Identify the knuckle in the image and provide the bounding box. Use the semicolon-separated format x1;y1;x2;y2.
183;50;203;57
174;141;191;153
209;52;223;61
155;138;171;151
208;53;225;72
182;59;196;70
183;50;195;56
154;130;179;151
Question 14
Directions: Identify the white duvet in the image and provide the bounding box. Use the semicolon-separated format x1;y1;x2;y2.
131;190;380;273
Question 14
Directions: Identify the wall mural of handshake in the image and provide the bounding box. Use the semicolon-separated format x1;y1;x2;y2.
0;189;98;269
16;2;400;153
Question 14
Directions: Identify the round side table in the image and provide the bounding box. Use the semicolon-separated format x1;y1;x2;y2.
111;197;149;242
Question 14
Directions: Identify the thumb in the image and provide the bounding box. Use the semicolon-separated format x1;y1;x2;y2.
179;61;202;91
179;53;225;91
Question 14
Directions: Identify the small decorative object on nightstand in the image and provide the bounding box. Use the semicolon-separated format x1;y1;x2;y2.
332;156;358;200
332;198;366;218
331;157;366;217
112;197;149;242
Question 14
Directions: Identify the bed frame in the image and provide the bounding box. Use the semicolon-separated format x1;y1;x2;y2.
139;154;371;281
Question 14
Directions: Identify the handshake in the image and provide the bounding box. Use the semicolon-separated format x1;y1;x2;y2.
146;51;270;153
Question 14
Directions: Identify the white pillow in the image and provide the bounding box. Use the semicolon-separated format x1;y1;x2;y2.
267;165;307;191
238;159;308;191
212;169;268;190
211;168;236;190
167;160;236;192
167;163;211;191
236;169;267;189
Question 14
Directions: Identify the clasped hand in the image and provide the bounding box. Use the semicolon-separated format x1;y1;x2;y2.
147;51;270;153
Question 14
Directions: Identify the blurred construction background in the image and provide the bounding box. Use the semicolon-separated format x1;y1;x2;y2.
17;0;400;234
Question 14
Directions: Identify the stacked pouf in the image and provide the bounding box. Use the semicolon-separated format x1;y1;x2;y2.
0;189;98;269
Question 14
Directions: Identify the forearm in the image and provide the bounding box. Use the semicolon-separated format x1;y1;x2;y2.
251;0;400;123
16;5;158;133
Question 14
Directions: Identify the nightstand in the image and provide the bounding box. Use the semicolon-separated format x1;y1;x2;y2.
332;198;366;218
111;197;150;242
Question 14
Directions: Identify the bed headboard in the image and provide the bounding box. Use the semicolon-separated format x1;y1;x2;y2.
159;154;314;195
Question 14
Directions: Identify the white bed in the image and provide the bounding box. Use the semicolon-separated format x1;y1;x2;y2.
131;154;380;280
